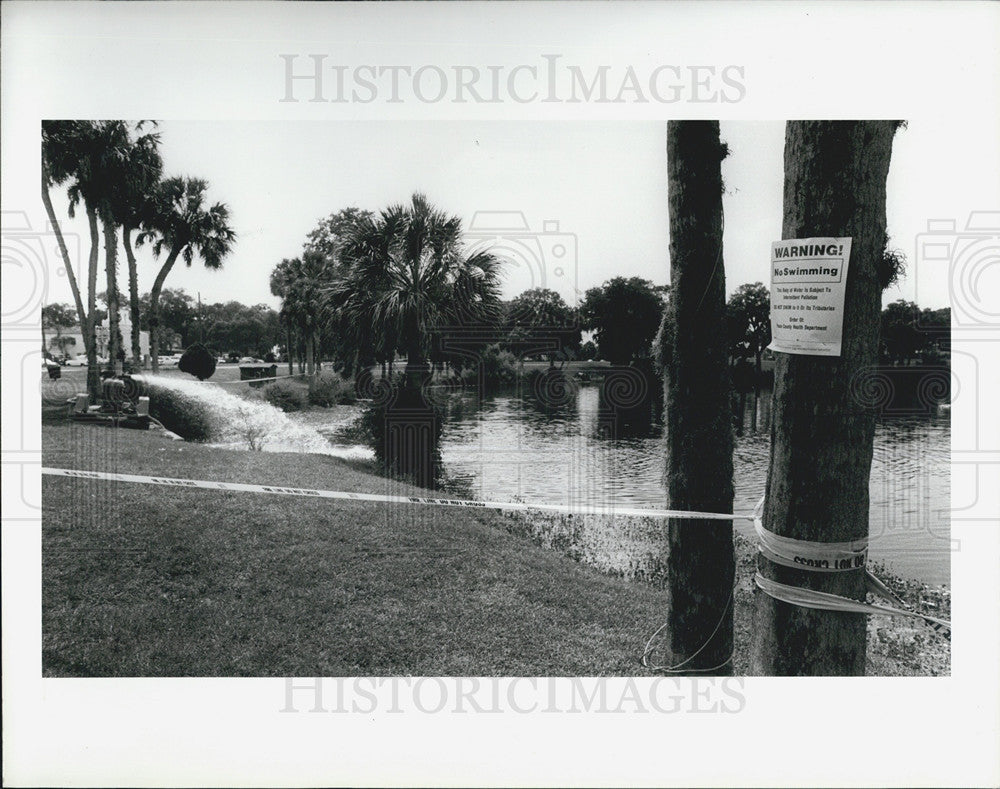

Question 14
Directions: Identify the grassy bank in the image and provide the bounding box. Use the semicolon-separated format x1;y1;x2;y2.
43;423;676;675
41;421;949;676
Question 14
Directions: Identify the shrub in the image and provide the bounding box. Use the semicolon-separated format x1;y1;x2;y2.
178;343;217;381
142;382;215;441
459;344;519;390
263;379;309;412
308;370;357;407
361;380;444;488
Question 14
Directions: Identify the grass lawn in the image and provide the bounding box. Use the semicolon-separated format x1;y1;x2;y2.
41;414;950;677
43;422;685;676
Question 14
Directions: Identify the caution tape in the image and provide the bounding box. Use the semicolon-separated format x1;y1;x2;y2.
135;371;311;386
752;512;949;635
40;467;756;522
754;572;951;636
213;372;312;386
43;467;950;638
753;517;869;572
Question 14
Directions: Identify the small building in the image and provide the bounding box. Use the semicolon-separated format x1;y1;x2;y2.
45;309;151;363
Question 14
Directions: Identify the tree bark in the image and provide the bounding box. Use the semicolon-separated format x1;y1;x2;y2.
751;121;898;676
148;247;181;374
85;206;101;401
752;350;761;432
305;330;315;376
102;216;122;374
403;312;426;392
41;170;88;357
286;324;294;375
123;227;144;368
662;121;734;674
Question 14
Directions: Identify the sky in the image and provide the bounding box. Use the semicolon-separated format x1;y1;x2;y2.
39;117;994;316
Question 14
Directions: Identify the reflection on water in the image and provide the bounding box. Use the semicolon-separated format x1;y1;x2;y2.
439;384;950;584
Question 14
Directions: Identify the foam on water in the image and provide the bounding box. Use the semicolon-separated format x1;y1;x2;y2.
133;374;373;459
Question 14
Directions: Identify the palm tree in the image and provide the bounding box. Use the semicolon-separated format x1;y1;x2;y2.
41;123;89;341
41;121;104;399
269;252;329;376
137;177;236;373
662;121;734;675
269;259;298;375
334;193;502;391
41;120;163;391
107;123;163;369
81;121;164;373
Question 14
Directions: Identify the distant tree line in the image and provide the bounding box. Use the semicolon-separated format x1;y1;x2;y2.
267;198;673;380
44;289;283;361
879;300;949;365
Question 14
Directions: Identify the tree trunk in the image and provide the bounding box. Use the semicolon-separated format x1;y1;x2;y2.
405;348;425;391
149;248;181;374
102;216;122;375
403;311;426;392
41;167;88;353
752;350;761;432
123;227;144;368
85;206;101;401
305;330;315;376
751;121;898;676
662;121;734;674
286;325;294;375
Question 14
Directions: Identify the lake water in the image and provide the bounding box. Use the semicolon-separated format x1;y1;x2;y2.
426;384;950;585
45;369;950;584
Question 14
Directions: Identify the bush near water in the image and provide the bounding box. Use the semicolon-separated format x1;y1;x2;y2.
263;379;309;412
456;344;520;390
307;370;357;407
360;378;444;488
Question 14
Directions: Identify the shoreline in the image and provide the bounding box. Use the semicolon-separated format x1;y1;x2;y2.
41;420;950;676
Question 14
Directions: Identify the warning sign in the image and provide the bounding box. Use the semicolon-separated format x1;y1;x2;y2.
768;237;852;356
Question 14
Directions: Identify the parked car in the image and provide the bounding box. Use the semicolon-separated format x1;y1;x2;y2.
63;356;87;366
238;356;263;364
